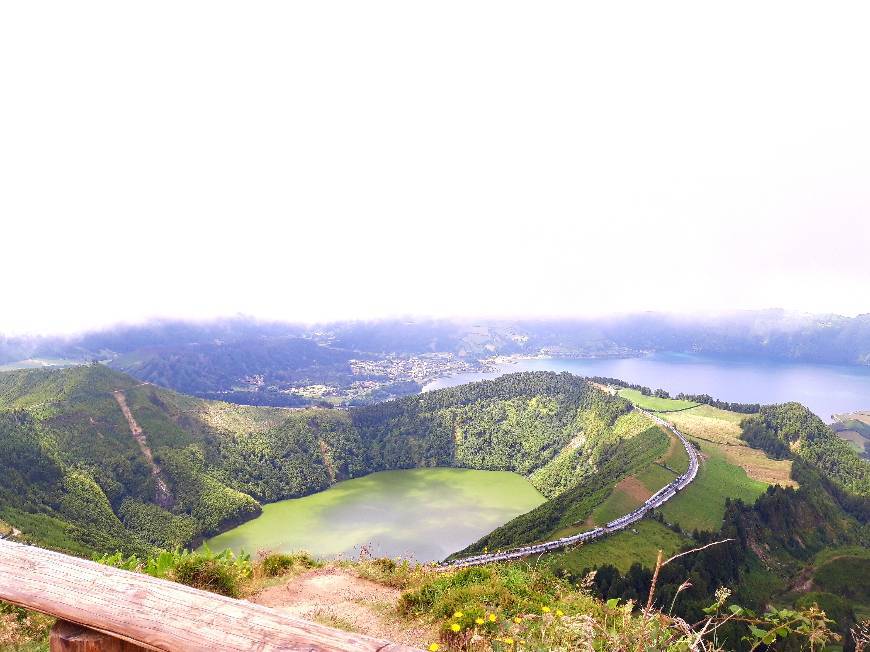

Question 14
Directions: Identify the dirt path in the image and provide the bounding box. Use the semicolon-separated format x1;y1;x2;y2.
250;566;434;648
113;390;173;508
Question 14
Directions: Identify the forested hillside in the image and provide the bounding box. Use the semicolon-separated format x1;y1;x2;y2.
741;402;870;495
109;337;362;402
532;405;870;650
448;391;870;648
0;367;650;556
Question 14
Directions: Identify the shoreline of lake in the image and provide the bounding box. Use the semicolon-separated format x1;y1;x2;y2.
424;352;870;422
204;467;545;562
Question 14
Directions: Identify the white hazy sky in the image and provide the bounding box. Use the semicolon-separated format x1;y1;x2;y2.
2;2;869;335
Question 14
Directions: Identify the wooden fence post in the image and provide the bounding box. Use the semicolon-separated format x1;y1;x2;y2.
50;620;150;652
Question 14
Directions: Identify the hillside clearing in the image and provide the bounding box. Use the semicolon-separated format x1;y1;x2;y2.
590;477;648;525
608;391;775;531
616;389;698;412
660;405;746;444
658;440;767;532
589;426;688;526
663;405;795;487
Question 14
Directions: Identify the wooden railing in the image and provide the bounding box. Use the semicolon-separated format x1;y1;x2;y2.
0;539;420;651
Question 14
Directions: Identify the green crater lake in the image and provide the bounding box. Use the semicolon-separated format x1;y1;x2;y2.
205;468;545;562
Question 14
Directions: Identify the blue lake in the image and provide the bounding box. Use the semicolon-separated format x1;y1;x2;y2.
424;353;870;421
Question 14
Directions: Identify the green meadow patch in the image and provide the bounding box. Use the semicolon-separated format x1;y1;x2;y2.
617;389;698;412
590;486;644;526
658;440;767;532
634;463;677;493
548;519;689;574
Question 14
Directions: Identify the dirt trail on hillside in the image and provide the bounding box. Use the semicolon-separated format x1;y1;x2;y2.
250;566;434;648
113;390;173;508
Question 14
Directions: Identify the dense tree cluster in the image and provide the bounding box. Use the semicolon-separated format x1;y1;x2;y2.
672;393;760;414
741;402;870;495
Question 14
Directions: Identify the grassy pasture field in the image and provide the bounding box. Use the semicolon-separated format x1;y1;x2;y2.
658;440;768;532
661;406;795;487
836;428;867;450
588;426;689;526
548;519;689;574
590;479;647;525
659;431;690;473
616;389;698;412
613;392;777;532
635;464;676;493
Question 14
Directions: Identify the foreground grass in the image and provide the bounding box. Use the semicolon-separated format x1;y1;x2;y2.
0;603;53;652
5;545;844;652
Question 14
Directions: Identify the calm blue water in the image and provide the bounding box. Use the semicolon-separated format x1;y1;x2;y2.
423;353;870;421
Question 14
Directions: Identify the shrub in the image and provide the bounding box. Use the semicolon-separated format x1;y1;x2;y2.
259;552;317;577
173;556;242;597
98;547;252;598
353;557;424;589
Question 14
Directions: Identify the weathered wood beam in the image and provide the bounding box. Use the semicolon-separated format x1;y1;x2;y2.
51;620;150;652
0;540;420;652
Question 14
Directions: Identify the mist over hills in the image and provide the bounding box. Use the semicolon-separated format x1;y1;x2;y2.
2;312;864;436
5;310;870;364
2;311;869;409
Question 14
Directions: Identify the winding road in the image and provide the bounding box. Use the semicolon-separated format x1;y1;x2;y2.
441;408;699;568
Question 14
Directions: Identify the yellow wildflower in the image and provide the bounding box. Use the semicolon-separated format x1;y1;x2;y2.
555;609;564;617
488;613;497;622
504;638;514;645
475;617;485;625
453;611;463;618
428;645;440;652
513;616;522;624
542;606;551;613
450;623;461;632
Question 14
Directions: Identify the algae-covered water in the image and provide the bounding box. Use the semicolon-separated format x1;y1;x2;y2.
205;468;544;562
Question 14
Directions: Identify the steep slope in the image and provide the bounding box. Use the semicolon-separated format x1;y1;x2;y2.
0;366;278;553
0;367;647;555
538;408;870;650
